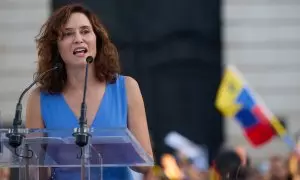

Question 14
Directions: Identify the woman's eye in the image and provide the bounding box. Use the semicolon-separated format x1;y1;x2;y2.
81;30;90;34
63;32;74;36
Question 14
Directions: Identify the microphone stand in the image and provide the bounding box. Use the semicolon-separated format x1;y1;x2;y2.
73;56;94;148
6;64;62;149
71;56;94;180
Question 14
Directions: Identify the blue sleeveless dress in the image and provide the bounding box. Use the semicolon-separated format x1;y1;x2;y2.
40;75;133;180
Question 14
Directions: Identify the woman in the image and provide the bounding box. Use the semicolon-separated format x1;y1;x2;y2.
25;3;153;180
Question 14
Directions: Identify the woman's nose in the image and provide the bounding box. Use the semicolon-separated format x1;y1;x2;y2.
73;31;83;43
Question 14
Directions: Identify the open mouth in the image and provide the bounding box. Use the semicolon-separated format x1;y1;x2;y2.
73;47;88;56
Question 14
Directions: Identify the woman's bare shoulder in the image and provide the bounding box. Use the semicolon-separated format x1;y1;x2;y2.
25;87;44;128
29;87;41;98
123;76;139;91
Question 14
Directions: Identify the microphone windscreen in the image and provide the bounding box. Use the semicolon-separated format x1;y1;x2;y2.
55;63;63;70
86;56;94;64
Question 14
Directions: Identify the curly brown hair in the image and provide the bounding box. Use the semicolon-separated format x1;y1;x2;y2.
35;4;120;93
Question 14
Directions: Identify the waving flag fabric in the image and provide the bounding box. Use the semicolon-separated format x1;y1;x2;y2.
161;154;184;179
215;65;294;148
209;167;221;180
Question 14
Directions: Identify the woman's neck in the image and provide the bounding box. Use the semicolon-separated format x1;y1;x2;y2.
64;64;99;93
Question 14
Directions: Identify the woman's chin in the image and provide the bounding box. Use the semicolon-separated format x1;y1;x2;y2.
66;61;88;68
73;54;88;60
64;56;92;68
73;56;89;64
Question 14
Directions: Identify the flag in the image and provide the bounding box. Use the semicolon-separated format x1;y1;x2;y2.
289;138;300;177
209;167;221;180
289;153;298;177
215;65;294;148
161;154;184;179
164;131;209;171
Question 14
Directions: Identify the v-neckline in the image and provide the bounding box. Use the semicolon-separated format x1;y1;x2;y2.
60;85;108;128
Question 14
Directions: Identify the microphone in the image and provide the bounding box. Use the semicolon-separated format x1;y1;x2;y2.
73;56;94;148
6;63;62;149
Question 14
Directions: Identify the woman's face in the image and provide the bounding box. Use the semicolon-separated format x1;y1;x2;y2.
57;12;97;67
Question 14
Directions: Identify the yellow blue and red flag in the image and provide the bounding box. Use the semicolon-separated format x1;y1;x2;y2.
215;65;295;148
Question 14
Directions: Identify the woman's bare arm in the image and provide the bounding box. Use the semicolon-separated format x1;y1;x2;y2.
25;88;50;179
125;76;154;174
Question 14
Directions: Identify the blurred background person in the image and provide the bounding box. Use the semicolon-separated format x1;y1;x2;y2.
266;155;292;180
245;167;264;180
214;148;250;180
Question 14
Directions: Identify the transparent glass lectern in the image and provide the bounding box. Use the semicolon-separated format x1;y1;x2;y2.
0;128;154;180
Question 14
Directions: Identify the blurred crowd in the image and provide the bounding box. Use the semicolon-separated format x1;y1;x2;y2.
0;148;298;179
142;147;300;180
